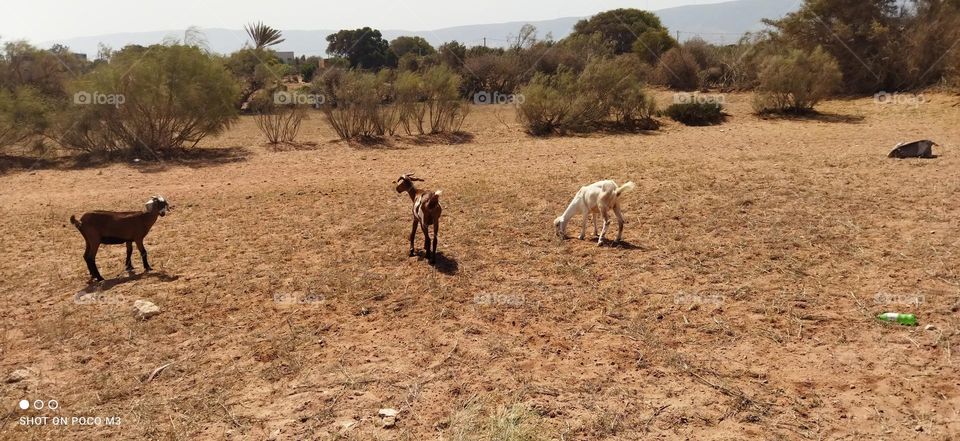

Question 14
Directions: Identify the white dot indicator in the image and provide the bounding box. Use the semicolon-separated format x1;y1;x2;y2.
18;399;29;410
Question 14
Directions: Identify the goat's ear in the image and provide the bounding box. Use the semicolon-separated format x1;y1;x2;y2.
410;177;424;182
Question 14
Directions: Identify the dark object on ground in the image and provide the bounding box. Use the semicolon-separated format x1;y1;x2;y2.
889;140;939;159
663;102;726;126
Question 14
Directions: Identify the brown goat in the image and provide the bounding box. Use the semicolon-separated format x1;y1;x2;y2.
395;173;442;264
70;196;170;281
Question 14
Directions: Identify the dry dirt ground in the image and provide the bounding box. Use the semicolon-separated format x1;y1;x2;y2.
1;91;959;440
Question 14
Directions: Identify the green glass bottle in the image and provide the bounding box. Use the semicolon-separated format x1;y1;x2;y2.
877;312;918;326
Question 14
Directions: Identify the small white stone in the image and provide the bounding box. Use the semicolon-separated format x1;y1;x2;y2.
924;324;937;331
133;300;160;319
337;419;358;431
379;408;398;428
6;369;31;383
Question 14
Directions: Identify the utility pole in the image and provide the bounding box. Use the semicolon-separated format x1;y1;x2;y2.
676;30;680;42
483;37;487;48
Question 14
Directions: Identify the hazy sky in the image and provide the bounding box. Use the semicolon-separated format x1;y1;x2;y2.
1;0;730;43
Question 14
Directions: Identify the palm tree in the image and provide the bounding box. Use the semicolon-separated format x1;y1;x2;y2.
245;22;285;50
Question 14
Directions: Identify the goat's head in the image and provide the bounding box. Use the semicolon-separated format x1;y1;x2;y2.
553;216;567;238
144;195;171;217
395;173;423;193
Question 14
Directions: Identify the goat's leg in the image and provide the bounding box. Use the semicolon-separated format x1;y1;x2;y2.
579;212;588;240
421;222;432;260
613;204;626;243
136;240;152;272
84;241;104;282
598;208;611;246
409;218;419;257
592;213;599;237
431;221;439;264
125;242;134;271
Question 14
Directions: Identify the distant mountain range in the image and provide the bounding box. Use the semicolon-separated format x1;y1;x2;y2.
43;0;799;58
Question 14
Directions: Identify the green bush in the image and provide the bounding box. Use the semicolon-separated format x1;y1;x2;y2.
0;87;51;150
516;69;591;135
580;56;655;126
59;44;239;156
663;101;725;126
753;46;842;114
516;57;656;135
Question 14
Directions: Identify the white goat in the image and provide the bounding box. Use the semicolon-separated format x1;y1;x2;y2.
554;180;636;245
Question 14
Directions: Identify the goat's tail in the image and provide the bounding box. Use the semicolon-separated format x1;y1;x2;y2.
70;215;82;230
429;190;443;207
615;181;636;196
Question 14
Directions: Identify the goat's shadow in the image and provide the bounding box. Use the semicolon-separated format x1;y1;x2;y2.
79;270;179;294
606;240;644;250
416;251;459;275
558;236;645;251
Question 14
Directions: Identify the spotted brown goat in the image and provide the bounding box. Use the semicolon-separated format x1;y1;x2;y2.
70;196;170;281
395;173;443;264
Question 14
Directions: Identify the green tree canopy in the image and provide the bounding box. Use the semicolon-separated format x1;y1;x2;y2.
389;36;436;59
326;28;393;69
573;8;671;54
765;0;901;92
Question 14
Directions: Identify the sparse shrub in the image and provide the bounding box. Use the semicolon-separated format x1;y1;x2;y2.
515;69;588;135
663;101;725;126
59;44;239;156
1;42;87;98
579;56;656;126
322;66;467;139
394;70;427;134
251;88;307;144
752;46;842;114
517;57;657;135
419;65;468;133
714;33;778;91
0;87;51;150
656;48;700;91
320;70;394;139
682;37;719;70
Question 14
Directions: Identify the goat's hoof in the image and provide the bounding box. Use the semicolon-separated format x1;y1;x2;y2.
578;235;585;240
144;267;153;272
408;250;415;257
